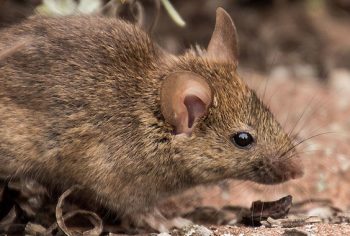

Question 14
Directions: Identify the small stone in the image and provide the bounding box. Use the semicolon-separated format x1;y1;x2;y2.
332;212;350;223
305;216;322;224
282;229;308;236
330;69;350;93
263;215;322;228
25;222;47;235
157;233;171;236
260;220;271;227
181;224;213;236
227;218;238;226
307;207;334;220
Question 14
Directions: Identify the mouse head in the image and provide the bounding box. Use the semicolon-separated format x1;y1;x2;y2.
160;8;303;185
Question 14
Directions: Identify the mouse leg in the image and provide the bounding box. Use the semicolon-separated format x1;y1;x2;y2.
132;208;193;233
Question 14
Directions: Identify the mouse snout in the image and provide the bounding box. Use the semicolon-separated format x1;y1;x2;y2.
273;155;304;182
280;161;304;180
252;154;304;185
289;164;304;179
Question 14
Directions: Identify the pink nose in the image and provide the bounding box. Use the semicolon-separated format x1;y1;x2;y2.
276;157;304;181
286;158;304;180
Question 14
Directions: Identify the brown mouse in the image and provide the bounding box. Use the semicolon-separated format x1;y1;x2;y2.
0;8;303;232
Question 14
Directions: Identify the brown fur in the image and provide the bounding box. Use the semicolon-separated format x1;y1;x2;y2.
0;13;303;220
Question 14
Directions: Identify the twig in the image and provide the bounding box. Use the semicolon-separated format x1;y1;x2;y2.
45;185;103;236
160;0;186;27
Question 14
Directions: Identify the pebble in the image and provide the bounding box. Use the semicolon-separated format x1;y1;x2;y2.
282;229;308;236
307;207;334;219
181;224;213;236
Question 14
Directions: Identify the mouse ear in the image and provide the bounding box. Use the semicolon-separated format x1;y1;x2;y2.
206;7;239;66
161;72;212;136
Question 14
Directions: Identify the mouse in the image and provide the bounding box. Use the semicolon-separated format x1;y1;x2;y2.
0;8;304;232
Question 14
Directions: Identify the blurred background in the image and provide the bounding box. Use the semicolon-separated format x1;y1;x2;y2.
1;0;350;78
1;0;350;233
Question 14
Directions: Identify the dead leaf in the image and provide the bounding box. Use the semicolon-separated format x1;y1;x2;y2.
48;185;103;236
241;195;293;226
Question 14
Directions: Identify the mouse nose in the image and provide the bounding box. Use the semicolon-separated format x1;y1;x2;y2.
285;155;304;180
290;167;304;179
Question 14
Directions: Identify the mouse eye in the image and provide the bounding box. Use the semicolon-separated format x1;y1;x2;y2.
231;132;254;148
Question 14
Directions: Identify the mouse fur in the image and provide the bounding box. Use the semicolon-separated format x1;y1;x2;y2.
0;8;303;223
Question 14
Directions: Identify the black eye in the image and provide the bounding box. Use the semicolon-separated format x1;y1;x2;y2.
231;132;254;148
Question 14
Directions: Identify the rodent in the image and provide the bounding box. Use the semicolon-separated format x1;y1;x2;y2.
0;8;303;231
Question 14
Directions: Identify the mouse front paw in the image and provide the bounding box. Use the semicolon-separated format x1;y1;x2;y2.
135;208;193;233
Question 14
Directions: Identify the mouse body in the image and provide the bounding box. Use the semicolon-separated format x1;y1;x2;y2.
0;8;303;230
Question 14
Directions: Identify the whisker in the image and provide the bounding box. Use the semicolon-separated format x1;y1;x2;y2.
290;87;335;140
280;78;300;131
287;93;318;138
291;183;314;207
277;131;335;163
262;74;271;102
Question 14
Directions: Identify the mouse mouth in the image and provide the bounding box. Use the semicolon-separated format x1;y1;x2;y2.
250;158;304;185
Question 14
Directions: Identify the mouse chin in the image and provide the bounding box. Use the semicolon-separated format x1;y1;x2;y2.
252;176;290;185
249;160;304;185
